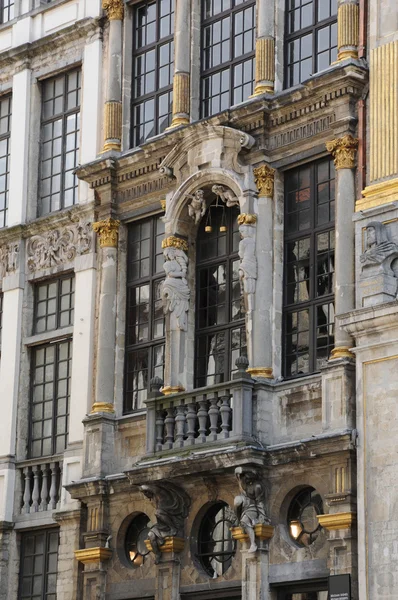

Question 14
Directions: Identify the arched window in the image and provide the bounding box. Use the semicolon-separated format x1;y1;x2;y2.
195;198;246;388
196;501;236;578
287;487;323;546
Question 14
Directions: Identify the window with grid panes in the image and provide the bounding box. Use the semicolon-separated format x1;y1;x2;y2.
39;70;81;215
285;0;337;88
1;0;14;23
19;529;59;600
29;276;74;458
283;158;335;378
195;201;246;388
125;217;165;412
201;0;256;118
131;0;174;147
0;95;11;227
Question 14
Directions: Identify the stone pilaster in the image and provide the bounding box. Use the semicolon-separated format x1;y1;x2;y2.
168;0;191;128
102;0;124;151
337;0;359;62
55;510;83;600
252;0;275;95
326;135;358;360
232;525;274;600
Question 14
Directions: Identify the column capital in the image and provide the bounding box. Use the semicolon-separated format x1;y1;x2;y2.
326;134;358;169
93;218;120;248
102;0;124;20
254;164;275;198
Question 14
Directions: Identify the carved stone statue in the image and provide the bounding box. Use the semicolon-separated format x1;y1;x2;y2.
187;189;206;224
360;221;398;266
238;223;257;313
161;237;190;331
234;466;269;553
139;482;191;564
212;184;240;207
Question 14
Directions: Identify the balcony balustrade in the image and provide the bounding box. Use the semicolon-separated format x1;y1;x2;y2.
18;459;63;514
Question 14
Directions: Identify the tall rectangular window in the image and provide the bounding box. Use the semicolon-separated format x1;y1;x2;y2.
1;0;14;23
125;217;165;412
201;0;256;118
0;95;11;228
285;0;337;88
39;70;81;215
131;0;175;147
29;276;74;458
19;529;59;600
283;158;335;378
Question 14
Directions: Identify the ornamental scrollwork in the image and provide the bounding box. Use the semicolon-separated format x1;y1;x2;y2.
0;241;19;279
27;219;93;272
326;134;358;170
161;236;190;331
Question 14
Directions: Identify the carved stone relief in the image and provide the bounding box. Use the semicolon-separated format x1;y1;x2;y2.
211;184;239;207
27;218;93;272
161;236;190;331
187;189;206;224
234;466;270;553
359;221;398;307
0;241;19;279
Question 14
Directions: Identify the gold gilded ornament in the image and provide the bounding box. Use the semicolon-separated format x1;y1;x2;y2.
254;165;275;197
326;135;358;170
92;218;120;248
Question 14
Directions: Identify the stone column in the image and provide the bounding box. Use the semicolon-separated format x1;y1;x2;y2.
252;0;275;95
102;0;124;151
168;0;191;128
231;525;274;600
91;218;120;412
326;135;358;359
337;0;359;61
246;165;275;379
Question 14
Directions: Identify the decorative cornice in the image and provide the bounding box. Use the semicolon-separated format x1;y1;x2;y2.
74;547;113;564
102;0;124;20
237;213;257;226
92;218;120;248
356;178;398;212
326;134;359;169
161;236;188;253
254;165;275;198
317;512;356;531
144;536;185;554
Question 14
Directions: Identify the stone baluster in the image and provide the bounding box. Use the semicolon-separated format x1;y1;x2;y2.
57;462;63;509
168;0;191;128
146;377;164;454
155;410;165;452
175;404;186;447
337;0;359;62
40;464;49;511
49;462;58;509
220;394;232;438
186;402;197;445
164;407;175;449
197;397;208;443
252;0;275;95
326;135;358;359
208;396;219;441
31;464;41;512
102;0;124;151
22;467;32;514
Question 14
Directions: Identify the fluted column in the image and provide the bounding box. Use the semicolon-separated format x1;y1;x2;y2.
326;135;358;359
102;0;124;151
168;0;191;128
245;166;275;378
252;0;275;95
91;218;120;412
337;0;359;61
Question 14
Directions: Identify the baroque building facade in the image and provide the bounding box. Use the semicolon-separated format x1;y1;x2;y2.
0;0;397;599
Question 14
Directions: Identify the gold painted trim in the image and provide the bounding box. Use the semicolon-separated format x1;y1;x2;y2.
168;72;190;129
330;346;355;360
356;178;398;212
337;2;359;61
161;236;188;253
254;164;275;198
326;135;358;169
161;386;185;395
145;536;185;553
247;367;273;379
74;547;113;564
160;199;166;211
317;512;356;530
103;101;122;152
231;524;274;542
93;218;120;248
90;402;115;414
237;213;257;226
102;0;124;20
252;37;275;96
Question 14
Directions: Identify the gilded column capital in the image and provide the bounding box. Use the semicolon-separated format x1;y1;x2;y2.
93;218;120;248
326;134;359;169
237;213;257;226
102;0;124;20
254;164;275;198
161;235;189;253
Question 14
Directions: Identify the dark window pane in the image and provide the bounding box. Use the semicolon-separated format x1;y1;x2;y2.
19;530;59;600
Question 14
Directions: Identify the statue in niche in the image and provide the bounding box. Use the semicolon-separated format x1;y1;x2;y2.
139;482;191;564
161;238;190;331
212;184;240;207
234;466;269;553
360;221;398;266
187;189;206;224
238;223;257;313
